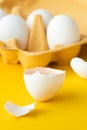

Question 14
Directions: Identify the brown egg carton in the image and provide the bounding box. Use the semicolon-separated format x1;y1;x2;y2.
0;6;87;69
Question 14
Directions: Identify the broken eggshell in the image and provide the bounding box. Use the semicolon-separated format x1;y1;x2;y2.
24;67;66;101
70;57;87;79
4;101;36;117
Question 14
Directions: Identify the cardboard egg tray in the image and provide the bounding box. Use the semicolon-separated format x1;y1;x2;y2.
0;6;87;69
0;35;87;69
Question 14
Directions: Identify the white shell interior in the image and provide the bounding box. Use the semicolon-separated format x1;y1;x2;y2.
24;67;65;101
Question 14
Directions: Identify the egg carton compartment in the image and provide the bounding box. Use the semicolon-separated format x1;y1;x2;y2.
0;34;87;69
0;6;87;69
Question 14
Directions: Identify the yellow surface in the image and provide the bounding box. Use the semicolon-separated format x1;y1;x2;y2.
0;57;87;130
0;0;87;130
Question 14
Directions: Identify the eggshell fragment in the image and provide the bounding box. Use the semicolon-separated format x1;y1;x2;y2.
0;14;29;50
4;101;36;117
47;15;80;49
26;9;53;29
24;67;65;101
70;57;87;79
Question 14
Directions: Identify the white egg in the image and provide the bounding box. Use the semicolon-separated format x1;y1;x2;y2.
0;14;29;50
70;57;87;79
26;9;53;29
24;67;65;101
0;9;6;20
47;15;80;49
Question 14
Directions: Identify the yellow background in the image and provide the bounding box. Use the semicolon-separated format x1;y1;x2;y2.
0;0;87;129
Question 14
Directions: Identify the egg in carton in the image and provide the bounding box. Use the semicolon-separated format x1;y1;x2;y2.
0;7;87;69
0;6;27;64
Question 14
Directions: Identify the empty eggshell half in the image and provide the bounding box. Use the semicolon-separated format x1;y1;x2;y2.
26;9;53;29
0;14;29;50
47;15;80;49
70;57;87;79
24;67;65;101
